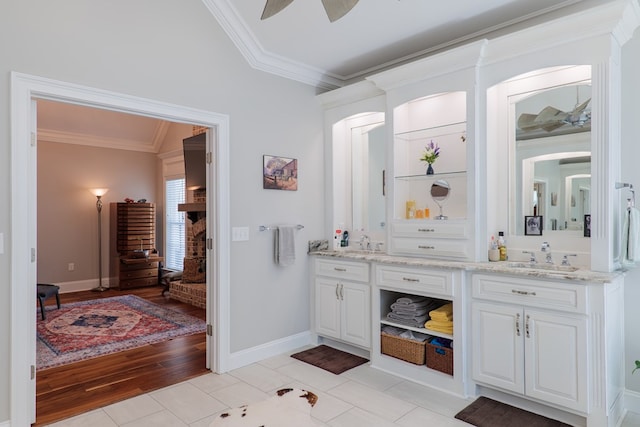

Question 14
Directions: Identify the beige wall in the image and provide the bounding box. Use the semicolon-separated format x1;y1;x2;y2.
37;141;158;286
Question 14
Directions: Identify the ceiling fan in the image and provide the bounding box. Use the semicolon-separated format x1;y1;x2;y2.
261;0;360;22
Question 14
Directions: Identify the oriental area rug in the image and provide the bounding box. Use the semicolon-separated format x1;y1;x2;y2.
37;294;206;370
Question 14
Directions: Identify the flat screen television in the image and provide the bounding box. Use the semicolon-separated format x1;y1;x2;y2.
183;133;206;190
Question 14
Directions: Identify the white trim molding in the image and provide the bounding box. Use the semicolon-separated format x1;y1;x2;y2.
10;72;231;427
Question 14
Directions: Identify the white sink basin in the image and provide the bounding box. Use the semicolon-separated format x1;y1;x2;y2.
506;262;579;272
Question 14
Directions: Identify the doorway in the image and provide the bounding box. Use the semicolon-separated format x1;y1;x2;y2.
10;72;231;426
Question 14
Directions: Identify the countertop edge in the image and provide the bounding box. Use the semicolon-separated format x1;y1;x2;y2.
309;250;623;284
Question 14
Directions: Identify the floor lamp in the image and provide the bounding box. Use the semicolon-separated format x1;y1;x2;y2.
90;188;109;292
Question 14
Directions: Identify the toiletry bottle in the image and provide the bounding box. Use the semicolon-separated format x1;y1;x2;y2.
341;230;349;247
488;235;500;261
498;231;507;261
333;228;342;250
406;200;416;219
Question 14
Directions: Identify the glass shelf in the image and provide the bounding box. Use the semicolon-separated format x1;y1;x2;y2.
394;121;466;142
395;170;466;180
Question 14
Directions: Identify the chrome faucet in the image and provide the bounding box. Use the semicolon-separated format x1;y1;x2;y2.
561;254;577;266
522;250;537;265
359;235;371;250
541;242;552;264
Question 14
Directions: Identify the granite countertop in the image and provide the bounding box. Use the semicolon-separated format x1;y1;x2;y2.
309;250;624;284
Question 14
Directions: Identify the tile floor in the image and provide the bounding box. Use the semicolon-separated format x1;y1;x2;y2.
47;347;639;427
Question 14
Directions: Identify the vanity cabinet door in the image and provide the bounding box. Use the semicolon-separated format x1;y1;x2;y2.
340;281;371;348
525;309;587;412
472;302;588;412
315;277;342;340
472;302;524;394
314;277;371;348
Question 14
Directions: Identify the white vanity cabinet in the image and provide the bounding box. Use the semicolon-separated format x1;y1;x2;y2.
472;302;587;412
366;41;485;262
471;273;624;426
314;258;371;349
372;263;467;396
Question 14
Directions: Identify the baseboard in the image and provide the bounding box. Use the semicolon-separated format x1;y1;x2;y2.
624;388;640;414
227;331;313;371
53;278;112;293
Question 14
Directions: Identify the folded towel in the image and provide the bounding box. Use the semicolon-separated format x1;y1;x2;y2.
429;303;453;321
623;207;640;265
424;320;453;334
275;225;296;266
390;307;429;317
396;296;428;305
387;312;429;323
391;301;432;311
425;319;453;328
386;312;429;328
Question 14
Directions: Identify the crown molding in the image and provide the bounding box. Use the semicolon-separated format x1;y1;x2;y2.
38;125;165;153
201;0;344;90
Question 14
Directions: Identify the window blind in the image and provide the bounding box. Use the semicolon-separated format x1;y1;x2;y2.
165;178;185;271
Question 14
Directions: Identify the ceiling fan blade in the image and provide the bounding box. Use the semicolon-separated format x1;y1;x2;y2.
321;0;359;22
261;0;295;20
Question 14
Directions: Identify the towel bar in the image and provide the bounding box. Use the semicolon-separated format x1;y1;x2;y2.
259;224;304;232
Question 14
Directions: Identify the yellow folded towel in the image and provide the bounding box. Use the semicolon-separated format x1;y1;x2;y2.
429;303;453;321
424;320;453;334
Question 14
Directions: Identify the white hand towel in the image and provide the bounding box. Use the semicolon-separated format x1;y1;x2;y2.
623;207;640;265
275;225;296;266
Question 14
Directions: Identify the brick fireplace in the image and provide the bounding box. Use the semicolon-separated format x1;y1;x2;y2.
170;126;208;308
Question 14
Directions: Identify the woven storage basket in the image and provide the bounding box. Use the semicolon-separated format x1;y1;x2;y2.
425;341;453;375
380;333;426;365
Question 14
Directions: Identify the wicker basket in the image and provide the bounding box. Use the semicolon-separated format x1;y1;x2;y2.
380;333;426;365
425;340;454;375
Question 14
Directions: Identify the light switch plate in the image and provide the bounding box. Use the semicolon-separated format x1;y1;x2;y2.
232;227;250;241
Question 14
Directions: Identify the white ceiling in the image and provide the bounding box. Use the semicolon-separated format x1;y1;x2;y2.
205;0;609;88
38;0;611;151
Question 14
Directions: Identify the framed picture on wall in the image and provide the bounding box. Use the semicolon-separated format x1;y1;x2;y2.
263;155;298;191
525;215;543;236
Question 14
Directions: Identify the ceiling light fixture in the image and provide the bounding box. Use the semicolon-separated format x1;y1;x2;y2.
261;0;360;23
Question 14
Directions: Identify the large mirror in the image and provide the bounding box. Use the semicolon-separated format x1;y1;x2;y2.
332;111;386;238
351;122;386;232
509;72;591;237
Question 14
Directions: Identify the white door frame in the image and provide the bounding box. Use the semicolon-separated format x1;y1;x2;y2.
10;72;231;426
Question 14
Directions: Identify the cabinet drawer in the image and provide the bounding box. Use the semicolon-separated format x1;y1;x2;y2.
121;268;158;280
391;221;467;238
472;274;587;313
376;265;453;297
390;237;469;259
315;258;369;282
118;277;158;289
120;260;159;271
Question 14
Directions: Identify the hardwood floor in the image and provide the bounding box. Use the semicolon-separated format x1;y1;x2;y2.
34;286;209;426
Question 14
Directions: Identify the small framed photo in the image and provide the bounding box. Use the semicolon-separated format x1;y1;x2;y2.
584;214;591;237
263;155;298;191
525;215;543;236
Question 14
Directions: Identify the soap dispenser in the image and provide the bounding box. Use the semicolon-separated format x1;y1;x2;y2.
497;231;507;261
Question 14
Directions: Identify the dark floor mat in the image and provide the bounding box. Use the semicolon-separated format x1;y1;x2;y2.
455;396;572;427
291;345;368;375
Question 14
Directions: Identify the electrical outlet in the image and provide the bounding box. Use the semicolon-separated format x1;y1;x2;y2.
68;263;75;271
